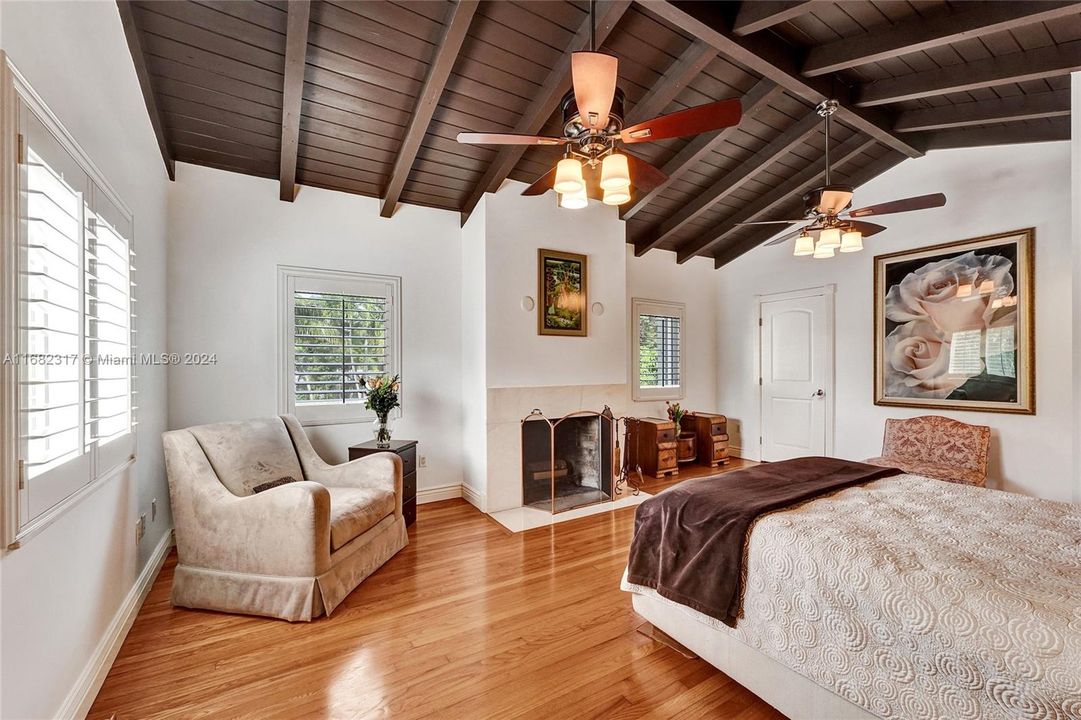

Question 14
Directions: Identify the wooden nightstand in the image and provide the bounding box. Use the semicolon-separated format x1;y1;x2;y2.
348;439;418;527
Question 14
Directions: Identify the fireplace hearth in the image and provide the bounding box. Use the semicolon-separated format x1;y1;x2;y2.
521;409;615;513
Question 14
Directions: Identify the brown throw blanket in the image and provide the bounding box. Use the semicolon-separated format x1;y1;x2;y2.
625;457;902;627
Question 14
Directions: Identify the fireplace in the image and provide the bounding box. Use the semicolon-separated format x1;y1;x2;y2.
521;409;615;513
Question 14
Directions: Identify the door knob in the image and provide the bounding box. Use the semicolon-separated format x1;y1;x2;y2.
811;389;824;398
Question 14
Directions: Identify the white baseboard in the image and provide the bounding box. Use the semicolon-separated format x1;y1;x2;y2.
57;528;174;720
461;483;486;512
416;482;462;504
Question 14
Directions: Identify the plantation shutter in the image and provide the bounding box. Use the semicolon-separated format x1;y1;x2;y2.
632;299;685;401
16;106;136;530
282;268;400;425
293;291;389;405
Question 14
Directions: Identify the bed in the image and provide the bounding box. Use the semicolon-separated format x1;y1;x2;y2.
621;472;1081;720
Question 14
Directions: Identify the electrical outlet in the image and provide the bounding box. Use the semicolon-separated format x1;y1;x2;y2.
419;455;427;468
151;498;157;522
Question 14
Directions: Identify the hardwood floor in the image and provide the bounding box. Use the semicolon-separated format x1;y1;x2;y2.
89;458;781;720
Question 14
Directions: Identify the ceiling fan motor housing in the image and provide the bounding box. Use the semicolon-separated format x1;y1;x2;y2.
804;184;854;217
561;87;625;144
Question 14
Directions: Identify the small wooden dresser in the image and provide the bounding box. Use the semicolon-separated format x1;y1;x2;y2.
629;418;679;478
683;413;731;468
348;439;418;527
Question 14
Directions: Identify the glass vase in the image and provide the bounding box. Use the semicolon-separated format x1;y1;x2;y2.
373;413;393;448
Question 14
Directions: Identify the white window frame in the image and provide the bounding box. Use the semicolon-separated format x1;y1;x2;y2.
631;297;686;402
1;53;137;548
277;265;402;427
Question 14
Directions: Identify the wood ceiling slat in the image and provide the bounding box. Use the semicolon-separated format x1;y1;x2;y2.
154;76;281;123
296;169;382;197
301;101;404;147
733;1;818;36
174;143;278;174
434;94;520;132
160;94;279;136
139;0;285;52
118;0;175;180
480;1;581;51
164;113;279;151
195;0;287;33
315;1;444;53
298;130;396;166
444;59;539;106
140;33;284;91
466;13;565;68
858;38;1081;106
307;25;430;86
302;83;411;128
171;128;278;163
895;89;1071;131
132;5;284;70
147;55;282;108
298;116;402;156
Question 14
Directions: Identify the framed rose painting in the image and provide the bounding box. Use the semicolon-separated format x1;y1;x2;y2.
873;228;1035;414
538;249;588;337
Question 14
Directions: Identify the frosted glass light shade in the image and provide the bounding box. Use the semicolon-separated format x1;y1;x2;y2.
839;230;863;253
818;227;842;249
812;241;835;259
793;233;815;256
602;187;630;205
558;187;588;209
554;158;585;194
600;153;630;190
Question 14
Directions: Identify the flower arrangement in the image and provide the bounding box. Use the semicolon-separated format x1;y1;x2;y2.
666;401;686;428
364;374;400;447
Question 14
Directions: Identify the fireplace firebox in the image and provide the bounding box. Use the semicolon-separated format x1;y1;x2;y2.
521;409;615;513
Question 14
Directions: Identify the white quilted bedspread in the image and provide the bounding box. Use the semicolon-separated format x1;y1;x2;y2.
627;474;1081;719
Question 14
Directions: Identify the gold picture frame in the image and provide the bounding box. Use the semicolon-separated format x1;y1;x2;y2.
538;249;588;337
873;228;1035;414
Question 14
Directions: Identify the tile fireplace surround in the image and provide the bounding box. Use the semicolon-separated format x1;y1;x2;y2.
483;383;663;532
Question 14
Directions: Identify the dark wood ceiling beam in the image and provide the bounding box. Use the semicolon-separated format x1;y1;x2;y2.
117;1;175;181
733;1;819;36
279;0;310;202
625;39;715;126
381;0;479;218
459;0;632;224
622;79;782;222
674;134;873;264
918;117;1071;151
634;109;821;255
714;148;905;268
640;1;924;159
858;39;1081;107
895;89;1071;133
803;2;1081;77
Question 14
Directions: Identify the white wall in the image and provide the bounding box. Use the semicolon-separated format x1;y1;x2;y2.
0;2;171;718
716;142;1074;501
483;181;628;388
166;164;465;493
460;200;487;506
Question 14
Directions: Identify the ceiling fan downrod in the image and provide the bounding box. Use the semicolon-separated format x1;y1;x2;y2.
816;99;839;186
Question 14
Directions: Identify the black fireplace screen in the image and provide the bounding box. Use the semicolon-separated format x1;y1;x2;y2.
521;410;615;513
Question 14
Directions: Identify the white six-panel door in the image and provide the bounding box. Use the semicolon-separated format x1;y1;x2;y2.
759;289;833;461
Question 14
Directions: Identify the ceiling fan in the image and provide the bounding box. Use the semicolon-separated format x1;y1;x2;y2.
740;99;946;258
455;1;743;208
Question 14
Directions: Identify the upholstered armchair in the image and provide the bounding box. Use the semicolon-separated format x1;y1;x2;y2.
865;415;991;487
163;415;407;621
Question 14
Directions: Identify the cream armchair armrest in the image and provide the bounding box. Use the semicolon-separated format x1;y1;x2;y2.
280;415;404;519
164;429;332;577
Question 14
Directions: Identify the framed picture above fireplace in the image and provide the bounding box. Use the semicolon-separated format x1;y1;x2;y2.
538;249;588;337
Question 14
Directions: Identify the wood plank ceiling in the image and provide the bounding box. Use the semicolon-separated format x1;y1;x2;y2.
119;0;1081;268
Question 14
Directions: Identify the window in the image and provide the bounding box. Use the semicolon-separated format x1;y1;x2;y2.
3;58;137;544
632;298;685;401
279;266;401;425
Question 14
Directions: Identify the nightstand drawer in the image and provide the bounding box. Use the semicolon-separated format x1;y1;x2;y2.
403;470;417;503
403;497;417;527
399;446;417;477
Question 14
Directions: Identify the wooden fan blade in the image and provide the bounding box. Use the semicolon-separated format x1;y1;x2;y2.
457;132;566;145
625;152;668;194
572;51;618;130
620;98;742;144
521;168;556;196
847;193;945;218
764;225;810;247
843;220;887;237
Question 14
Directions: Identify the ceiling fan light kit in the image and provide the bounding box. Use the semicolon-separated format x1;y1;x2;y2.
455;0;743;211
558;186;588;210
793;233;816;257
554;157;586;194
745;99;947;260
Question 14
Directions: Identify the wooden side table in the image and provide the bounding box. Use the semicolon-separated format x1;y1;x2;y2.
348;439;418;527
